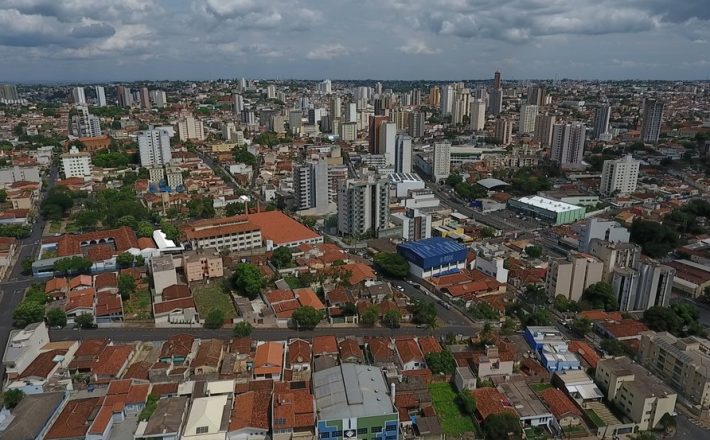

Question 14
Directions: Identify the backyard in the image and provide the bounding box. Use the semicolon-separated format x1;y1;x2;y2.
192;283;236;319
428;383;475;436
123;289;152;320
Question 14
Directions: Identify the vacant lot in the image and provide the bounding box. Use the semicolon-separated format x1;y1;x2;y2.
428;383;475;435
192;283;236;319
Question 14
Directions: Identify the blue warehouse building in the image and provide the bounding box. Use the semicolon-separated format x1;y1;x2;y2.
397;237;468;279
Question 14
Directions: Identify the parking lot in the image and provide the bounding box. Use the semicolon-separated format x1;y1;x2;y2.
484;208;547;231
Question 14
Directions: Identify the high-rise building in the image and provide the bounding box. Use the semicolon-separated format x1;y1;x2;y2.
640;98;664;143
527;84;546;106
519;104;538;134
432;142;451;182
152;90;167;108
612;260;674;312
593;104;611;140
375;82;382;95
394;134;412;174
410;89;421;106
177;115;205;141
368;115;388;154
429;87;440;108
579;218;631;253
451;89;470;125
140;87;151;109
378;122;397;165
440;85;455;116
116;86;132;107
317;79;332;94
345;102;357;123
330;96;341;121
495;117;513;146
494;70;501;89
393;208;431;241
241;110;256;125
469;99;486;131
233;93;245;114
546;252;603;301
0;84;19;103
600;154;640;196
71;87;86;105
340;122;357;141
294;159;329;213
488;88;503;116
337;177;390;237
408;111;425;138
266;85;277;99
71;106;101;137
534;114;556;146
138;129;172;167
550;122;586;168
61;146;92;178
288;110;303;135
94;86;106;107
588;240;640;282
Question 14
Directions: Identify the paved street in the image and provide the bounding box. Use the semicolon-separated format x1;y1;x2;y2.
49;324;476;343
388;279;473;327
0;166;56;380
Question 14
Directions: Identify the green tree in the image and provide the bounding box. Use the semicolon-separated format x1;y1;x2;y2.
630;219;679;258
159;220;180;242
233;321;254;337
225;202;245;216
118;274;136;300
456;391;477;417
360;306;379;327
3;389;25;409
75;313;95;329
271;246;293;269
382;310;401;328
571;318;592;336
53;256;93;275
373;252;409;278
524;245;543;258
13;301;45;327
446;173;464;187
74;211;100;231
139;394;159;421
292;306;323;330
46;308;68;328
600;338;634;357
483;413;523;440
116;252;138;269
233;147;257;165
137;221;154;238
20;257;34;275
469;303;500;320
425;351;456;374
581;282;618;311
188;197;216;219
230;263;266;300
411;300;437;327
204;308;226;329
0;188;6;202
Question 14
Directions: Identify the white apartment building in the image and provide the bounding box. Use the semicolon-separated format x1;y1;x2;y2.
61;146;92;178
519;104;538;134
337;177;390;237
600;154;640;196
469;99;486;131
432;142;451;182
394;134;412;174
546;252;603;301
71;86;86;105
94;86;107;107
138;129;172;167
183;216;263;253
551;122;586;168
178;115;205;141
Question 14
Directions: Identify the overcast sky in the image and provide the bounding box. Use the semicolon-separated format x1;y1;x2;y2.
1;0;709;82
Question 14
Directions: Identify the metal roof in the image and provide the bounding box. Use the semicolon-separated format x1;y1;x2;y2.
477;178;509;189
397;237;466;259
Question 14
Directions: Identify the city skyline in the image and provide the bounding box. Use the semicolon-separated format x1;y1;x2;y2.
0;0;709;82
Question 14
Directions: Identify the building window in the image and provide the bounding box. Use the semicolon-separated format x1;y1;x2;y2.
372;427;382;433
196;426;209;434
357;428;368;435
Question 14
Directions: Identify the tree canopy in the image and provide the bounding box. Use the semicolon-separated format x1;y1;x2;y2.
230;263;266;300
75;313;95;329
13;301;45;327
411;300;437;327
204;308;226;329
483;413;523;440
292;306;323;330
233;321;254;337
580;282;618;311
373;252;409;278
643;304;706;337
425;351;456;374
630;219;679;258
382;310;401;328
46;308;68;328
271;246;293;269
53;256;93;275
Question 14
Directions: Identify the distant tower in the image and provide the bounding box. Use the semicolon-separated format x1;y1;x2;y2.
94;86;107;107
640;98;664;143
494;70;501;89
593;104;611;140
71;87;86;105
551;122;586;168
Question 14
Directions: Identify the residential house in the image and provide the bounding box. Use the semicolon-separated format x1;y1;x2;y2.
2;322;50;381
0;392;66;440
228;391;271;440
286;338;312;381
272;381;315;440
45;397;104;440
395;338;426;370
499;381;554;428
539;388;585;429
160;334;197;365
254;341;284;381
134;396;190;440
338;338;365;364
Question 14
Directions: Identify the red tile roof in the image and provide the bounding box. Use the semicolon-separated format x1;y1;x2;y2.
93;345;134;377
294;287;325;310
539;388;582;420
160;334;195;359
247;211;320;245
19;349;66;379
94;272;117;291
95;291;122;317
472;387;515;420
162;284;191;301
567;340;600;368
598;319;649;339
56;226;138;257
254;342;284;375
230;391;271;431
153;297;196;315
417;336;442;356
287;339;312;365
45;397;103;440
338;338;364;362
193;339;223;369
313;335;338;356
367;337;396;364
182;215;260;240
396;338;424;365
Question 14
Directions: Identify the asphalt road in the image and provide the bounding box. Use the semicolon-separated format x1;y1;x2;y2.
49;325;477;343
425;182;517;232
388;279;473;327
671;294;710;327
0;166;56;380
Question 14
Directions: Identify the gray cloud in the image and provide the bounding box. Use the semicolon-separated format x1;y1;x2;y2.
70;23;116;39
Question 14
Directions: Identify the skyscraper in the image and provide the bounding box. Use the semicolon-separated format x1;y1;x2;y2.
550;122;586;168
94;86;106;107
495;117;513;146
177;115;205;141
518;104;538;134
469;99;486;131
152;90;167;108
140;87;151;110
593;104;611;140
294;158;329;213
433;142;451;182
71;106;101;137
345;102;357;123
138;129;172;167
266;85;277;99
71;87;86;105
488;88;503;116
378;122;397;165
408;112;425;138
337;177;390;237
429;87;440;108
534;114;556;146
600;154;640;196
640;98;664;143
394;134;413;174
368;115;388;154
440;85;455;116
330;96;342;120
0;84;19;102
527;84;546;106
233;93;244;114
494;70;501;89
116;86;132;107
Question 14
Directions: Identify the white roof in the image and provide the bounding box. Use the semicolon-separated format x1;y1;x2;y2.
516;196;582;213
182;395;229;437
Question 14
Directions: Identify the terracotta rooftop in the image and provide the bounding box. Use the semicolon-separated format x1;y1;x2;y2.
312;335;338;356
417;336;442;356
567;340;600;368
94;291;122;317
254;342;284;375
230;337;252;355
338;338;364;362
247;211;320;245
45;397;103;440
162;284;192;301
69;339;110;371
539;388;582;420
193;339;223;369
230;391;271;431
294;287;325;310
598;319;649;339
45;277;69;293
18;349;66;379
56;226;138;258
471;387;515;421
287;339;312;366
94;272;117;291
396;338;425;365
160;334;195;359
182;215;260;240
93;345;134;377
153;297;196;315
367;337;396;364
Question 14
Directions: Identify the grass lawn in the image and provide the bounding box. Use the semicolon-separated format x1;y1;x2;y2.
192;284;236;319
124;289;152;320
530;382;553;393
524;426;550;440
48;222;61;234
428;383;475;435
562;425;588;437
585;409;607;428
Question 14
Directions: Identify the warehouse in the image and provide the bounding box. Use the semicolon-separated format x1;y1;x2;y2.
508;195;585;225
397;237;468;278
